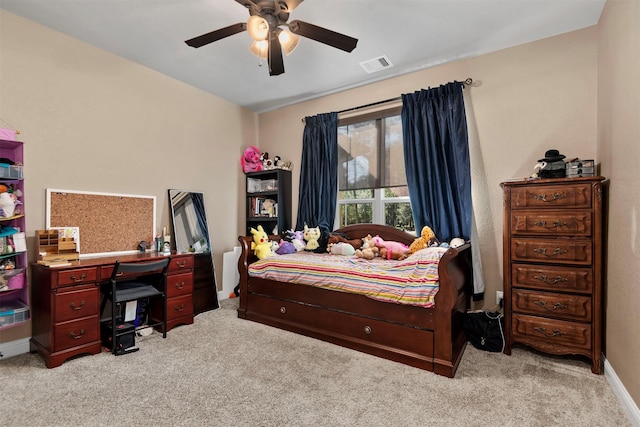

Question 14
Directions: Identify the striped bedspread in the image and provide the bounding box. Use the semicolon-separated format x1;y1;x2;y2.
248;247;448;308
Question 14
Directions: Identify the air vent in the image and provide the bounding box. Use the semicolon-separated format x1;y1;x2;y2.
359;55;393;74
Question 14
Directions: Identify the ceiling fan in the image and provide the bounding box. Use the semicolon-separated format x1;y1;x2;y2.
185;0;358;76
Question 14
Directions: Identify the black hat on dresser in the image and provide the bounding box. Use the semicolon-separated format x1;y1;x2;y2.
538;149;566;163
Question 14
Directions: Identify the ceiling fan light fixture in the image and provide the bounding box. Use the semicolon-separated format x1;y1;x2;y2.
278;29;299;55
249;40;268;59
247;15;269;41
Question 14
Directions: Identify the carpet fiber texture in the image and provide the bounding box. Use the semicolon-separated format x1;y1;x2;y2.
1;299;630;426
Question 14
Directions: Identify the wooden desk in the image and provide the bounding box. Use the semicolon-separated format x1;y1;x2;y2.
30;252;194;368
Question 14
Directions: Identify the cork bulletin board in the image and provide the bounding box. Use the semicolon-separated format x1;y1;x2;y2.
46;189;156;257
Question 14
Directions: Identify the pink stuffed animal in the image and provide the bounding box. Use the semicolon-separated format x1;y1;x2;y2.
371;235;409;260
241;146;264;173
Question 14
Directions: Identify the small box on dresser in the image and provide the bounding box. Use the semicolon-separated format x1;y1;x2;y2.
500;176;607;374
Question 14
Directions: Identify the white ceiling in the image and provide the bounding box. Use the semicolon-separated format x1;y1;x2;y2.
1;0;605;113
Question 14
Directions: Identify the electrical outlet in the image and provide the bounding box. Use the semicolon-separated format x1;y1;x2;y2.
496;291;504;307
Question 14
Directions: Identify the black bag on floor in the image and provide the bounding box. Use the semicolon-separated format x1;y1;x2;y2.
463;311;505;352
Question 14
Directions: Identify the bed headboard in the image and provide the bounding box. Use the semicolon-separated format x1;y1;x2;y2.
334;224;416;245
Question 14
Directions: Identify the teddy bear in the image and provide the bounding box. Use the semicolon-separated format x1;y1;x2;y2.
241;146;264;174
354;235;379;260
370;235;410;260
260;152;274;170
329;242;356;256
250;225;273;259
303;224;321;251
276;240;296;255
407;226;438;255
282;229;305;251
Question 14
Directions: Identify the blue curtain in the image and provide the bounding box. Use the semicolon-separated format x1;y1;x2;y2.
401;82;471;242
295;112;338;234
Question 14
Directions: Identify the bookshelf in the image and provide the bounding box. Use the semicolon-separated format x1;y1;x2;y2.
245;169;291;236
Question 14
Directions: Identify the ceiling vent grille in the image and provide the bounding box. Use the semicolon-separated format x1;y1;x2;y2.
359;55;393;74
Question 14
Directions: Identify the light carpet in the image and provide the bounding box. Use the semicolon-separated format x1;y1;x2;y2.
1;299;630;426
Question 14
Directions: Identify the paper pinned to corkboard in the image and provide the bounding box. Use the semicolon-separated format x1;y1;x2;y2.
46;189;156;257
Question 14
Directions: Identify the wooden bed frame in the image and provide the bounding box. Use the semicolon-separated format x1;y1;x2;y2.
237;224;473;378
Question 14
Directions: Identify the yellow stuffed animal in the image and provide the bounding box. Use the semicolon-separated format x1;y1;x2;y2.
250;225;273;259
408;226;437;255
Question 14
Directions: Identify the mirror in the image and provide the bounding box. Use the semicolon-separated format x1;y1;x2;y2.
168;189;219;312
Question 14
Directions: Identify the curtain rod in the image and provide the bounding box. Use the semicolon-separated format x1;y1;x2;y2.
302;78;472;123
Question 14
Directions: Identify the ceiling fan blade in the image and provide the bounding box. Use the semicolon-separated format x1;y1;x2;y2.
268;31;285;76
288;20;358;53
185;22;247;48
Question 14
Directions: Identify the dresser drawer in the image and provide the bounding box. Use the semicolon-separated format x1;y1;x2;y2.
57;268;98;286
512;264;593;294
511;184;592;209
512;238;592;265
251;294;434;356
54;317;100;351
167;295;194;321
512;314;591;350
166;272;193;298
54;284;100;323
511;211;591;236
512;289;591;322
169;255;194;272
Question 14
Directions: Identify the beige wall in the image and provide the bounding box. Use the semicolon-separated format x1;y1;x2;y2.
597;0;640;408
0;11;256;344
258;27;598;314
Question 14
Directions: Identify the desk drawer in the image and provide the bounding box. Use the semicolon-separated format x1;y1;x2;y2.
167;295;193;321
166;272;193;298
54;317;99;351
169;256;194;272
57;268;98;286
55;284;100;323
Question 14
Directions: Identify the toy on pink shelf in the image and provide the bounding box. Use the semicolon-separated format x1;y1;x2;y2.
241;146;264;174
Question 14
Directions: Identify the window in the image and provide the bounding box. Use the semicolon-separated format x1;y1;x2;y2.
336;107;414;232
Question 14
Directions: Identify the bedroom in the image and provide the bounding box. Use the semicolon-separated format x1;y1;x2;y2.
0;0;638;424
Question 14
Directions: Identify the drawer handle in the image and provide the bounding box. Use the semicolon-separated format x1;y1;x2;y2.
532;248;568;257
69;329;86;340
533;327;566;338
364;325;372;334
69;300;86;311
533;192;567;202
280;306;286;314
175;260;187;269
532;220;568;229
533;274;568;285
69;273;87;282
174;304;185;312
534;301;568;311
174;281;185;290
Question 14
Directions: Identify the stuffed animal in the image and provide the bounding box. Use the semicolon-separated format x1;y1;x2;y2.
329;242;356;256
272;155;293;171
276;241;296;255
408;226;438;255
250;225;273;259
261;152;274;170
370;235;410;260
303;225;321;251
283;229;305;251
327;233;362;250
355;235;378;260
241;146;264;174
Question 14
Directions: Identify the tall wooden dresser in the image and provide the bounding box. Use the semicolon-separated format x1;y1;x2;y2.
500;176;606;374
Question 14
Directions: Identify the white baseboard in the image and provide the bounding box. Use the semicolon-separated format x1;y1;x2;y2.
604;355;640;426
218;290;229;301
0;337;30;360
